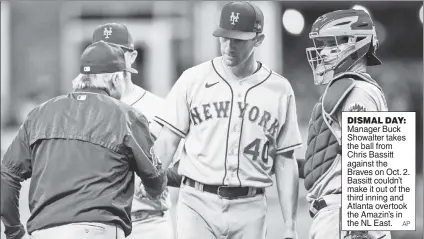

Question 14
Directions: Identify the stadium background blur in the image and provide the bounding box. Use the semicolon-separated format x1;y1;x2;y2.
1;1;422;239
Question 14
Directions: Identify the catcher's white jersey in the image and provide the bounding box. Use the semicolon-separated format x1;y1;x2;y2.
121;85;172;211
156;57;303;188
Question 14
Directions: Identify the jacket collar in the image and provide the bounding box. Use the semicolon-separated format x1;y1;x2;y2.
74;88;110;96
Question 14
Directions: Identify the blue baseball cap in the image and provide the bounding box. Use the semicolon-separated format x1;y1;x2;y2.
92;23;135;51
213;1;264;40
80;41;138;74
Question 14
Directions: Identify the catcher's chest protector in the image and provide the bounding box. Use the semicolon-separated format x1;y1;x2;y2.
304;98;341;190
303;72;379;190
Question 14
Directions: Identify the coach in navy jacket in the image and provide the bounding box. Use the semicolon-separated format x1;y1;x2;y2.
0;41;167;239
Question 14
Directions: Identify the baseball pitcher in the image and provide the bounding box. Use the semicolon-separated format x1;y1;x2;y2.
153;2;302;239
91;23;180;239
303;9;392;239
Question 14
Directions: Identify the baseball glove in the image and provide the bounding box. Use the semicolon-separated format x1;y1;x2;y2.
344;231;371;239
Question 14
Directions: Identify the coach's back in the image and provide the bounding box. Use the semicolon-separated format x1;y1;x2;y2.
25;89;144;235
1;42;167;239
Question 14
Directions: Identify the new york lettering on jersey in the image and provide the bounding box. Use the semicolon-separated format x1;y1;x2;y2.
156;57;303;188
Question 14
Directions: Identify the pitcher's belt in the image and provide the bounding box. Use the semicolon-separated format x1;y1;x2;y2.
183;177;264;199
131;210;164;222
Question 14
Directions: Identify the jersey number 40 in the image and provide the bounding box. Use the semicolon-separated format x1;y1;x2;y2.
243;138;269;163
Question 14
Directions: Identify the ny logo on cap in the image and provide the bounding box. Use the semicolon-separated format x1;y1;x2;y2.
103;27;112;39
230;12;240;25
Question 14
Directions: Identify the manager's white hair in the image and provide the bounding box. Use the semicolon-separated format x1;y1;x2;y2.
72;71;127;94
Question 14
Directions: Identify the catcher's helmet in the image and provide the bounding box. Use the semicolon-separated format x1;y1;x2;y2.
306;9;381;85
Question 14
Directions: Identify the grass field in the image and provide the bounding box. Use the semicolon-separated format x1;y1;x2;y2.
1;127;422;239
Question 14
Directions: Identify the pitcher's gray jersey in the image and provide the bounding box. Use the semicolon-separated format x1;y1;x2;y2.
155;57;302;188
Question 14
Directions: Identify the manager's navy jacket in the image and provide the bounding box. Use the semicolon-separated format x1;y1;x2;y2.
1;88;167;238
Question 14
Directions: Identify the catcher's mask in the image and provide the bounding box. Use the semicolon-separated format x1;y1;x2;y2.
306;9;381;85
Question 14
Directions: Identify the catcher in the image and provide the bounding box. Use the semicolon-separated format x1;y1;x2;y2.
301;9;392;239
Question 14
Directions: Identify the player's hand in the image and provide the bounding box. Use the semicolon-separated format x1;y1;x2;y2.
134;177;164;200
149;147;162;169
134;176;147;200
283;227;298;239
135;175;163;200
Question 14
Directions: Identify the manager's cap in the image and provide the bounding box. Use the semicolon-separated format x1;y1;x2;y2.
213;1;264;40
80;41;138;74
92;23;134;51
